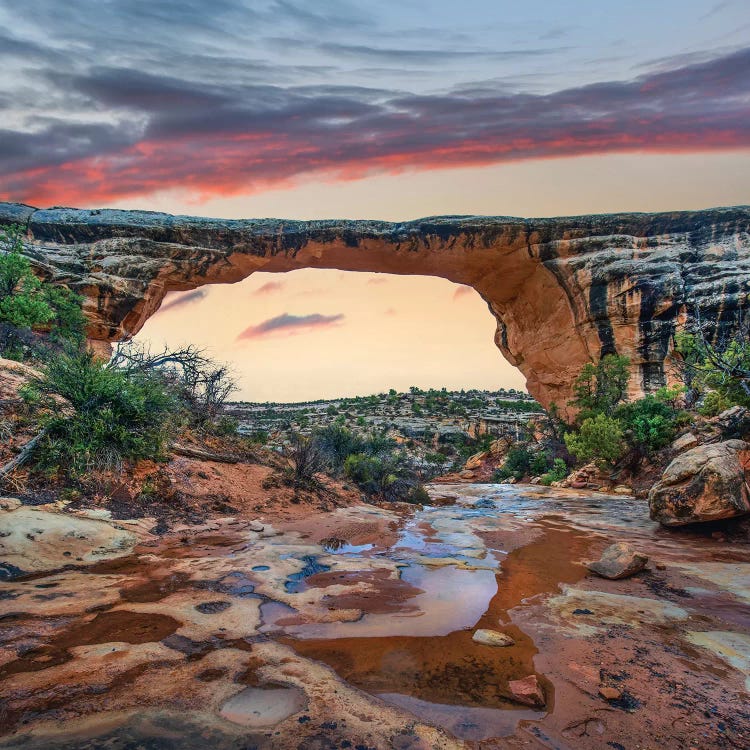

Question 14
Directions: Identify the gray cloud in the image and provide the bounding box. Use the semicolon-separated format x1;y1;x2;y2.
238;313;345;339
158;289;208;312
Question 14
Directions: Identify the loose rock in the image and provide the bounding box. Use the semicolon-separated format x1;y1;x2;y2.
586;543;648;580
472;629;515;647
508;674;545;707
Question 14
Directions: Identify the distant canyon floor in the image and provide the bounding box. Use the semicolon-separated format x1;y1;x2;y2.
1;483;749;750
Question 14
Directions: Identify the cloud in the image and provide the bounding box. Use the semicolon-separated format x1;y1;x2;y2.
255;280;285;295
0;1;748;208
237;312;345;339
452;285;473;301
158;289;207;312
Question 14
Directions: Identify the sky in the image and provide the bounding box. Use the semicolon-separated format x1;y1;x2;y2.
1;1;748;400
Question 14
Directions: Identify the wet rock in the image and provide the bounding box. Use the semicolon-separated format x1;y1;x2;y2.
508;674;545;707
472;629;515;647
474;498;495;509
587;543;648;580
0;506;137;573
649;440;750;526
671;432;698;453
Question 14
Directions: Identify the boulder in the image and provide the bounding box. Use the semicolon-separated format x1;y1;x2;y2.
649;440;750;526
671;432;698;453
472;629;515;647
465;451;488;470
587;543;648;579
508;674;545;707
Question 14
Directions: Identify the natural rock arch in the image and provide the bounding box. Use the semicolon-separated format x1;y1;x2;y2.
2;201;749;413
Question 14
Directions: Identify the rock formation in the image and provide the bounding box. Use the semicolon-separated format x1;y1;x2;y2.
649;440;750;525
1;201;749;413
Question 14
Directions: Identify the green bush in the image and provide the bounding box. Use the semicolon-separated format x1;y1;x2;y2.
564;413;625;467
530;451;551;476
28;350;181;476
540;458;568;485
0;225;86;356
344;450;423;502
699;390;734;417
496;445;532;480
313;425;365;472
615;395;678;455
570;354;630;419
675;327;750;410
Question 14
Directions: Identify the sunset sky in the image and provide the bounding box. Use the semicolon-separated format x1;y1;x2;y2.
1;1;749;400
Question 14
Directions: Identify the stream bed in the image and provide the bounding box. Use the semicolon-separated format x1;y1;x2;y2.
1;484;749;749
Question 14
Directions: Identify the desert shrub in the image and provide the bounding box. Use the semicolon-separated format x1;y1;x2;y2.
344;451;424;502
570;354;630;420
530;451;551;476
313;425;365;472
495;445;532;480
698;390;734;417
675;320;750;411
28;349;181;476
109;342;236;428
540;458;568;485
282;432;326;489
615;395;678;456
212;415;239;436
564;413;625;466
0;225;86;358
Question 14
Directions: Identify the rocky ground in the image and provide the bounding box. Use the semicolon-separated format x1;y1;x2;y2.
1;481;748;750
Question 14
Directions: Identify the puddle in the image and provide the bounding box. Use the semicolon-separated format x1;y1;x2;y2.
283;555;332;593
322;539;374;555
219;685;307;727
379;692;543;740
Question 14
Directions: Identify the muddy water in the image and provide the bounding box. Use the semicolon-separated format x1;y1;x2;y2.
2;484;750;749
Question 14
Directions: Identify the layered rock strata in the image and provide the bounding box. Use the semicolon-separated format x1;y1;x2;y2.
1;202;748;412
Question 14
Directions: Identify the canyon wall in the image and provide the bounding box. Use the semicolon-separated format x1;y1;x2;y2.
1;201;749;412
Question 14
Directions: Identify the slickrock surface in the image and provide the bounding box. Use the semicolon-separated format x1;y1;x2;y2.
2;202;749;412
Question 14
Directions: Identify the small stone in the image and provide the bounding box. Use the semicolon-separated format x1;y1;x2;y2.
248;520;264;532
586;542;648;580
599;686;622;701
671;432;699;453
613;485;633;495
508;674;545;707
472;629;515;647
655;563;666;571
